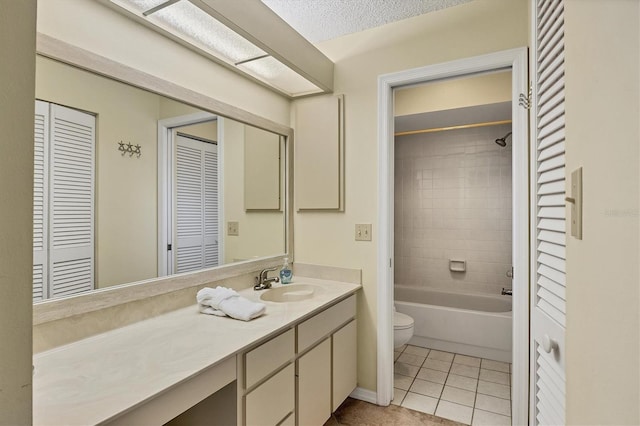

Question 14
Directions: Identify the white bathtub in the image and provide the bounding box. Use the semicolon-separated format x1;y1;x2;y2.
395;285;512;362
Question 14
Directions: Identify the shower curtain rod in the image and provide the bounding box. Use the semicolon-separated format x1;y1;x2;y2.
394;119;512;137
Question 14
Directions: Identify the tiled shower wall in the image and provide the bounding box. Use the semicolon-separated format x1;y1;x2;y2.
394;124;512;295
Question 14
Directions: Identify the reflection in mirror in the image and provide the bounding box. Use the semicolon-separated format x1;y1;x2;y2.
33;55;286;302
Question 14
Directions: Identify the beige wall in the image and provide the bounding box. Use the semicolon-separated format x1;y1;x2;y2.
295;0;528;392
36;0;290;127
222;118;286;263
395;71;512;117
0;1;36;423
564;1;640;424
178;121;218;143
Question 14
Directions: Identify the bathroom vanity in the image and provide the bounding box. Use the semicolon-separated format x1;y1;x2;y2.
32;277;360;425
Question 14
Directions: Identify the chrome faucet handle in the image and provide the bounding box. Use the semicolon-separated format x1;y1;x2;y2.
254;267;279;290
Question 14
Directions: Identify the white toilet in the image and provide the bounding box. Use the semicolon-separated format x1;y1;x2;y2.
394;309;414;348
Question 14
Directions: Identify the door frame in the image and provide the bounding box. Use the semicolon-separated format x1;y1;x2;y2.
376;48;529;425
157;111;220;277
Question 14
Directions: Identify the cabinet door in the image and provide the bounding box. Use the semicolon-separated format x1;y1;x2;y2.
244;125;281;210
332;320;357;411
295;95;344;211
297;338;331;426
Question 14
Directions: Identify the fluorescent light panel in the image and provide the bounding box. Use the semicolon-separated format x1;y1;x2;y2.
239;56;321;96
110;0;323;96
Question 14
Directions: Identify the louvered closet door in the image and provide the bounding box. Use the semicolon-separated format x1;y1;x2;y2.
33;101;49;301
174;134;218;273
531;1;566;425
48;104;95;298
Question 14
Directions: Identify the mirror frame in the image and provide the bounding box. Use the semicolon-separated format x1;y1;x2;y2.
33;33;294;325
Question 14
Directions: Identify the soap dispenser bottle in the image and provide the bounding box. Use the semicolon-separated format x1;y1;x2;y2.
280;257;292;284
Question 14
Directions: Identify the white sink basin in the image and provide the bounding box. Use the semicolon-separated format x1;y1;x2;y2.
260;284;320;302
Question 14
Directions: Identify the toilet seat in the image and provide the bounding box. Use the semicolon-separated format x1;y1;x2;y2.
394;311;414;330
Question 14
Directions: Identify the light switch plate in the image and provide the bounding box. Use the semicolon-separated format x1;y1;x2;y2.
570;167;583;239
355;224;372;241
227;221;239;236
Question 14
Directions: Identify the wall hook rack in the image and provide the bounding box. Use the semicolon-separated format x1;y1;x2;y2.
118;141;142;158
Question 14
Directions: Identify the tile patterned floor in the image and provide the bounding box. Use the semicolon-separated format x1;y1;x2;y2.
393;345;512;425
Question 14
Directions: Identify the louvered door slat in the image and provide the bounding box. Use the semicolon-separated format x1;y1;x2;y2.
538;194;565;207
538;240;565;257
538;229;565;245
538;218;565;232
538;275;566;300
532;1;566;424
49;104;95;298
538;180;564;195
538;152;565;173
538;167;565;184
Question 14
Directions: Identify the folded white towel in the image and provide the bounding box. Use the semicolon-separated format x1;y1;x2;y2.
196;286;266;321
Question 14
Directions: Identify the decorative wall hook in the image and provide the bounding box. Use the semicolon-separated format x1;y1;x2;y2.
118;141;142;158
519;83;532;110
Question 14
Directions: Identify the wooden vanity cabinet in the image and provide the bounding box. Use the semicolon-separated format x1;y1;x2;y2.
239;294;357;426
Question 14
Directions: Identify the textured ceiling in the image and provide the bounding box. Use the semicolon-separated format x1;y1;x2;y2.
261;0;474;43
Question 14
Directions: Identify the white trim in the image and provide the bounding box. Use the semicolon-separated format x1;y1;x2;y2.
217;118;225;266
377;48;529;426
157;111;217;277
349;387;377;404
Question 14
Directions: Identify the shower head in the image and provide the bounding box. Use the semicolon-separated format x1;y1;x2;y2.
495;131;512;147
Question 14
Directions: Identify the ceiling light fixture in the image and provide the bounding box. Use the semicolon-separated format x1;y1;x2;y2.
108;0;330;97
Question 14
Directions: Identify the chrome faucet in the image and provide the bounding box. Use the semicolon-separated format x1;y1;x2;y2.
254;267;279;290
501;288;513;296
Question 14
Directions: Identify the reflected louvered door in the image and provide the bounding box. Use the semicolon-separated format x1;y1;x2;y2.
33;101;49;301
531;1;566;425
174;135;218;273
48;104;95;298
204;149;219;267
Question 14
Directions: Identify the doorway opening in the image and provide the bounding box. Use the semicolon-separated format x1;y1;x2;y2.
376;48;529;425
157;111;221;277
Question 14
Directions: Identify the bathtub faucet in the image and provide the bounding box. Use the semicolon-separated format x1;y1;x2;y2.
501;288;513;296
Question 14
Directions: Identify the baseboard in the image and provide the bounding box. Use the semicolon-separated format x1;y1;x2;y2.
349;387;377;404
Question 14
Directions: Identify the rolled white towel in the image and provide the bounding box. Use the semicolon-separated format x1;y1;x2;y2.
196;286;266;321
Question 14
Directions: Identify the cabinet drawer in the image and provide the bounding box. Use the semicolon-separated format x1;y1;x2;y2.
245;364;294;426
245;329;294;389
298;295;356;353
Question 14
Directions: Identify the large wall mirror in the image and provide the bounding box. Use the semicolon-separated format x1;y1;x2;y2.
32;38;291;305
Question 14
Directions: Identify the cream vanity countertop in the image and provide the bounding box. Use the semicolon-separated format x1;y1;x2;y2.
33;277;360;425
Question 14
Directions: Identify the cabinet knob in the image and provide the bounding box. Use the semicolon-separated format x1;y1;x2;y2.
542;334;558;353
